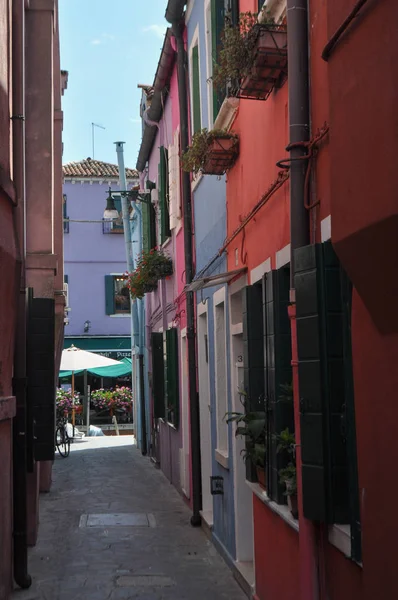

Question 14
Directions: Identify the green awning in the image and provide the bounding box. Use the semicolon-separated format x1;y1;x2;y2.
59;357;132;379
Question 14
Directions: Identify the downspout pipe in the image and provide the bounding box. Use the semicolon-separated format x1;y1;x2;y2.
286;2;319;600
11;0;32;590
166;3;202;527
115;142;147;455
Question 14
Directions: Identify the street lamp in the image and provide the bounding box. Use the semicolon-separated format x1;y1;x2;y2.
103;187;119;220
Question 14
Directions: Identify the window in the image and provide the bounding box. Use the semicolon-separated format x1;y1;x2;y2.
104;275;130;315
242;265;293;504
295;240;361;562
168;128;181;230
214;292;228;458
158;147;171;245
211;0;226;122
191;44;201;133
150;328;180;428
63;194;69;233
103;195;124;234
142;196;157;253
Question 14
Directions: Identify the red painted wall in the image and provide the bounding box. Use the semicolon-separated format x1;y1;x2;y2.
253;496;299;600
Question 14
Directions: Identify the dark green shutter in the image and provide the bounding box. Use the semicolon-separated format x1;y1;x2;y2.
242;283;265;481
159;147;171;244
105;275;115;315
263;268;293;503
166;328;179;428
231;0;240;26
142;201;149;254
192;45;201;133
211;0;226;121
148;202;156;250
26;290;55;462
151;332;165;419
64;274;68;284
258;0;263;12
295;241;351;524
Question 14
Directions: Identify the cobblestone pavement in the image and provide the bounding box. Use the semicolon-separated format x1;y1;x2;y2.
12;436;246;600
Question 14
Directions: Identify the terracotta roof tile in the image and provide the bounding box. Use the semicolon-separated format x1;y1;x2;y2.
62;158;138;179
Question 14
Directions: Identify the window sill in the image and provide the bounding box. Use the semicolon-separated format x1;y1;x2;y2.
109;314;130;318
161;237;172;250
329;524;363;568
215;448;229;470
246;481;299;533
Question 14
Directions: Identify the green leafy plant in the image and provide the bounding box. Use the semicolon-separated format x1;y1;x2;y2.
181;128;239;175
226;390;266;468
212;11;275;94
276;427;295;456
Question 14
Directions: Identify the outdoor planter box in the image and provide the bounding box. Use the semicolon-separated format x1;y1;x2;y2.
201;135;239;176
239;25;288;101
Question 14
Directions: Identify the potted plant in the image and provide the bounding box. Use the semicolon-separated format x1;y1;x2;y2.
213;11;287;101
182;128;239;176
136;248;173;280
276;427;298;518
226;394;267;490
56;388;81;419
279;463;298;519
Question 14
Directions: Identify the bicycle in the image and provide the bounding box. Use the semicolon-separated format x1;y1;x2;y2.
55;416;71;458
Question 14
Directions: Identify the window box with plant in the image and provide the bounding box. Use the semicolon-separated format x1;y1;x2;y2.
213;11;287;102
276;427;298;519
182;128;239;176
127;248;173;300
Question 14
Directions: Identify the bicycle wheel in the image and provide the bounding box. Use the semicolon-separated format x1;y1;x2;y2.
56;426;70;458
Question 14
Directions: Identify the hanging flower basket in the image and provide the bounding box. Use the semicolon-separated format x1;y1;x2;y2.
212;12;287;102
239;24;288;101
182;129;239;176
127;249;173;300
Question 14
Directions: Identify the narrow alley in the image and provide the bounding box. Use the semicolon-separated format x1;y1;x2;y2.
12;437;246;600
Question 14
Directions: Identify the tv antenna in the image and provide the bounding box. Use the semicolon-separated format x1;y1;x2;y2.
91;122;105;159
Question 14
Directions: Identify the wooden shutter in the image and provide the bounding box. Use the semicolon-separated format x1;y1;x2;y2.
26;290;55;462
142;201;149;254
159;147;171;244
105;275;115;315
295;241;350;523
166;328;179;428
242;283;265;481
168;128;181;230
211;0;226;122
231;0;240;26
151;332;165;419
192;45;201;133
263;268;293;503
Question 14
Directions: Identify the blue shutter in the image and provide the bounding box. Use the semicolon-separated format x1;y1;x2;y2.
105;275;115;315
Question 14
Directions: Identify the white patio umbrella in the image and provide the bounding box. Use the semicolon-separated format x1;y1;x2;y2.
60;345;123;427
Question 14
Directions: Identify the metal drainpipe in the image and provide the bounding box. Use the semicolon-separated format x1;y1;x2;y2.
286;1;320;599
11;0;32;590
115;142;147;455
170;20;202;527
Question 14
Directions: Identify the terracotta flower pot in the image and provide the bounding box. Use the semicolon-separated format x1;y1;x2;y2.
202;136;239;175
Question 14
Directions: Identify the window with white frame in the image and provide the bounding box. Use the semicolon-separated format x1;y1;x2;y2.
189;28;201;134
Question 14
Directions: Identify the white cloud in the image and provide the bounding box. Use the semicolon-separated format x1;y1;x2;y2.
143;24;166;40
91;39;101;45
102;33;115;41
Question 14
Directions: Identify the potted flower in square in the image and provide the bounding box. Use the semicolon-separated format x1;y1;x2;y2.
137;248;173;281
182;128;239;176
213;11;287;101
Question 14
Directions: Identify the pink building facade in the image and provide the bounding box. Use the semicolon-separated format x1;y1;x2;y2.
0;1;66;596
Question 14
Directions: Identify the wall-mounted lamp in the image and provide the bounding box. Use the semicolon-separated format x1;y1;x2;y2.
103;187;119;220
84;320;91;333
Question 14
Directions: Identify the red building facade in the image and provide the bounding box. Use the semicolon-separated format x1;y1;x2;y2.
223;0;398;598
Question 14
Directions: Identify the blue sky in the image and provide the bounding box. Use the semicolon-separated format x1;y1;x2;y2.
59;0;168;170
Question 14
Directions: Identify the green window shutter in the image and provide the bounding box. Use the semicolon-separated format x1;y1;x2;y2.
258;0;263;12
105;275;115;315
295;241;353;524
192;45;201;133
166;328;179;428
263;268;293;503
151;332;165;419
148;201;157;250
242;283;265;481
211;0;226;122
26;290;55;463
142;201;149;254
159;147;171;245
232;0;240;26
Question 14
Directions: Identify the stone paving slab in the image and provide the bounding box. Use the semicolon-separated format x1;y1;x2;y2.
12;437;246;600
